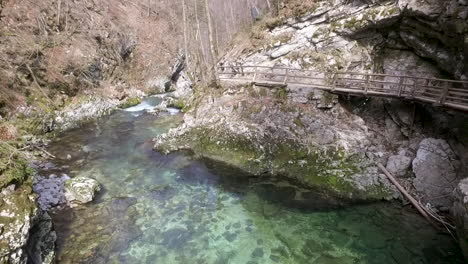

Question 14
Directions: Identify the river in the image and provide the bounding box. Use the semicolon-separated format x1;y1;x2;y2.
42;97;463;263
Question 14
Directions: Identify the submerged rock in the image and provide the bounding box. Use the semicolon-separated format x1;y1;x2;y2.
64;177;101;205
33;173;70;210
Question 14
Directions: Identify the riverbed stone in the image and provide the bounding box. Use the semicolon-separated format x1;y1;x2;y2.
64;176;101;205
33;173;70;210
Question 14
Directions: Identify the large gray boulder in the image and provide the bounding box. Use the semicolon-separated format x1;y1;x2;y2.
452;178;468;260
64;177;101;205
413;138;461;210
386;154;412;177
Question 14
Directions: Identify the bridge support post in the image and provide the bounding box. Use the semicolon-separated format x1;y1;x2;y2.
252;66;258;83
283;69;289;85
397;77;405;97
331;73;337;91
365;75;370;95
439;81;449;105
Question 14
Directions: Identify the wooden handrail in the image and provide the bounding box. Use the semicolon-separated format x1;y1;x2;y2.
217;65;468;83
216;65;468;112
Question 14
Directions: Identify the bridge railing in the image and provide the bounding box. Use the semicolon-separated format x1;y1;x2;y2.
216;65;468;111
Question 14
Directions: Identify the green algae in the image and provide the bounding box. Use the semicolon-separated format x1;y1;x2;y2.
167;126;391;200
0;143;34;189
119;97;142;109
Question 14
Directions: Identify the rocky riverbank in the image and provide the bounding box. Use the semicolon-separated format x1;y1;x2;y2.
0;56;192;263
154;0;468;259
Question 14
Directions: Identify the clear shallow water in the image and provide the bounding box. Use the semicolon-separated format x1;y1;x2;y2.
45;98;463;264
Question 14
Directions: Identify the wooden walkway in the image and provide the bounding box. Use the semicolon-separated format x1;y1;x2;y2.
216;65;468;112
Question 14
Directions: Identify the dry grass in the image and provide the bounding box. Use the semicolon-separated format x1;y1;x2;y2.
281;0;320;18
0;122;18;141
0;0;183;116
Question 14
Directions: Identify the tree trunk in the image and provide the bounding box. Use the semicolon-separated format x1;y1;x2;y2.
182;0;189;69
148;0;151;17
57;0;61;28
204;0;218;82
194;0;208;72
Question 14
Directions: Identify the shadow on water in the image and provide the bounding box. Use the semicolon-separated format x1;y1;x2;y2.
44;97;463;264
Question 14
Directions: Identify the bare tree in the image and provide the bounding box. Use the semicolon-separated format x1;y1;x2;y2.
194;0;207;68
148;0;151;17
182;0;189;68
204;0;218;81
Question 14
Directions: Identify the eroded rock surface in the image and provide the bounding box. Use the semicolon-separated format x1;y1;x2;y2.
64;177;101;206
453;178;468;259
154;84;399;200
386;154;412;177
413;138;461;210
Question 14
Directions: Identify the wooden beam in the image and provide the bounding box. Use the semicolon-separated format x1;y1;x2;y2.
397;77;405;97
439;81;449;105
364;75;370;94
377;163;438;228
283;68;289;85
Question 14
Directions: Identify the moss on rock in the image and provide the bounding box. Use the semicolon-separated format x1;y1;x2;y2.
0;143;34;189
157;126;392;201
119;97;142;109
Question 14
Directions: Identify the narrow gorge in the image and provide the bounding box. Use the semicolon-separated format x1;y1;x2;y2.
0;0;467;263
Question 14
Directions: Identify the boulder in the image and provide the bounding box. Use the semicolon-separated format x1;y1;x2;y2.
64;177;101;205
386;155;412;177
412;138;461;210
452;178;468;260
33;173;70;210
173;71;193;99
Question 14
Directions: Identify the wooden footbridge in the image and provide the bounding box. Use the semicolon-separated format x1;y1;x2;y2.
216;65;468;112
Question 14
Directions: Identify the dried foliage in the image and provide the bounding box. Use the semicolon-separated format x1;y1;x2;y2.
0;0;273;116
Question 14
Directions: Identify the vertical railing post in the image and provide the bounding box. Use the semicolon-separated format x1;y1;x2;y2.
252;66;258;83
283;68;289;85
364;74;370;94
397;77;405;97
331;73;337;91
439;81;449;105
410;77;417;99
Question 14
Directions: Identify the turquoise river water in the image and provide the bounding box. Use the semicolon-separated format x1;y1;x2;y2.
44;97;463;263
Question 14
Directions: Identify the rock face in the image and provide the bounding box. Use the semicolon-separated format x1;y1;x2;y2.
386;154;412;177
155;0;468;203
453;178;468;259
155;84;398;201
64;177;101;205
0;142;56;264
398;0;468;78
222;0;466;81
0;184;55;264
0;184;37;264
25;211;56;264
413;138;461;210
